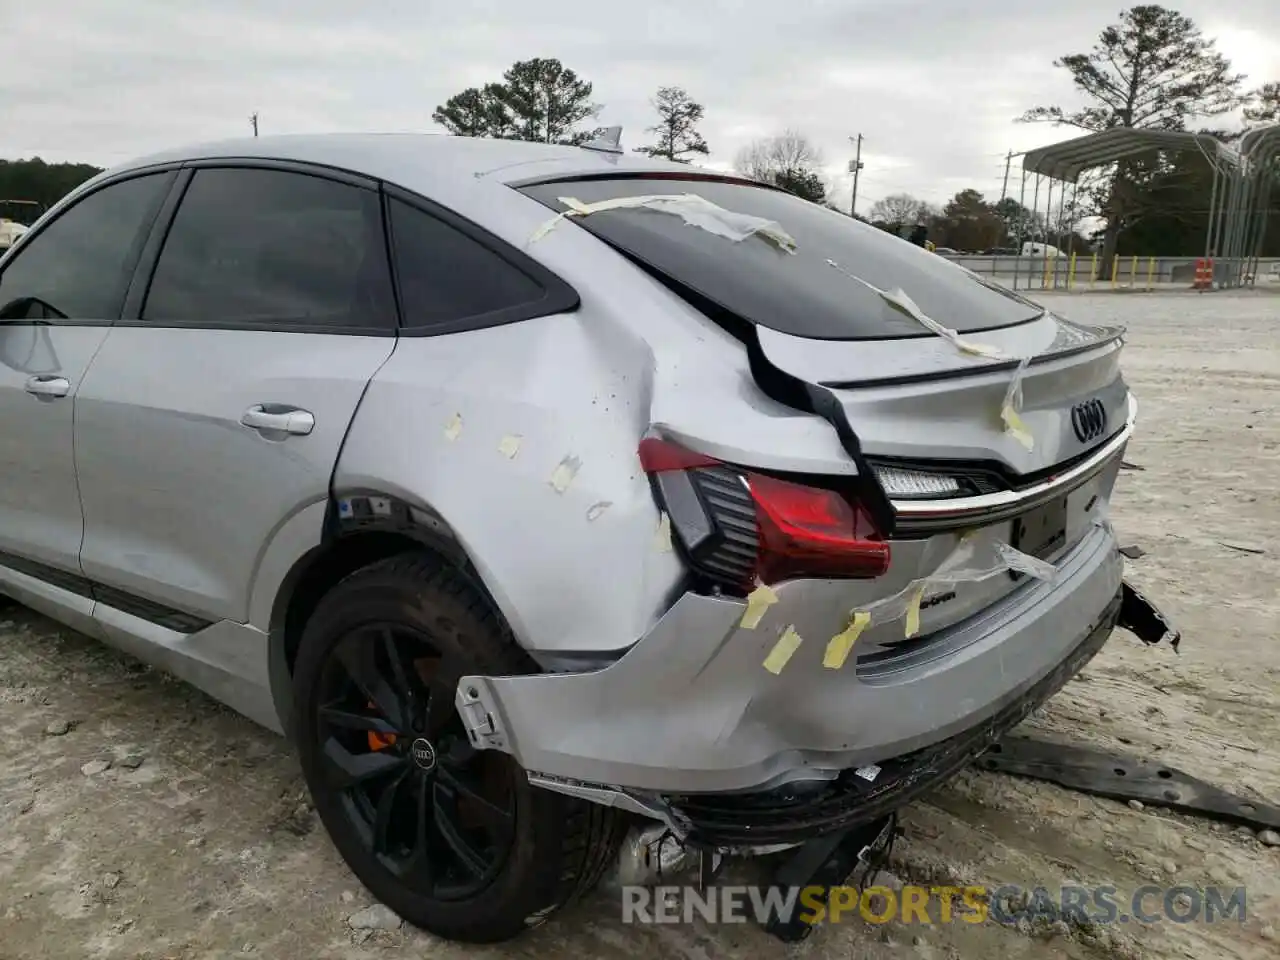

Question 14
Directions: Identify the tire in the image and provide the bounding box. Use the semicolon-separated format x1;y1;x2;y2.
291;551;624;943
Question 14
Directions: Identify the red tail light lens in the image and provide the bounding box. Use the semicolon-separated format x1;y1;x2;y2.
747;473;890;583
639;437;890;588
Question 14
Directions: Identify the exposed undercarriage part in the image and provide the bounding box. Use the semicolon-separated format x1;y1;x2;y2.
980;739;1280;832
605;580;1214;943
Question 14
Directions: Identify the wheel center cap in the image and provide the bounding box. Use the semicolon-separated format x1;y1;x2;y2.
409;737;437;772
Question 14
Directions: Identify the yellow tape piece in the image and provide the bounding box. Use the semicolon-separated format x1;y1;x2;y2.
549;455;581;493
740;583;779;629
824;611;871;670
653;513;673;552
498;435;522;459
1001;402;1035;451
763;625;803;675
443;413;463;442
904;585;925;638
957;339;1005;358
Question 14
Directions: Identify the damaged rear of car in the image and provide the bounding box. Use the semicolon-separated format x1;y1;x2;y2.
453;168;1175;846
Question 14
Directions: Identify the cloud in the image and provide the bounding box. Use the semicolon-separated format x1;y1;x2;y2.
2;0;1276;208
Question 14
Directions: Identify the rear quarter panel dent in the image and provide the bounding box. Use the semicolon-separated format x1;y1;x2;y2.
333;314;688;654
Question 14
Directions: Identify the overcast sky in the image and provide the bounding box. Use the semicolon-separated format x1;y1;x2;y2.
2;1;1277;211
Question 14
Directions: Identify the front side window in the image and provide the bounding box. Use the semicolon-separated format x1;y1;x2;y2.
143;167;394;332
0;173;171;321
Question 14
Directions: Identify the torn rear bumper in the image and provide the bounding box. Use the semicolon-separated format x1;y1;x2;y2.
1118;580;1181;650
674;590;1122;845
457;521;1125;798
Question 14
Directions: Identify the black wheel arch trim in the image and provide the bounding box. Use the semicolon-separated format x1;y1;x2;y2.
267;489;501;740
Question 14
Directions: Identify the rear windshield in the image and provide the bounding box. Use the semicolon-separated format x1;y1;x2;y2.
517;177;1042;340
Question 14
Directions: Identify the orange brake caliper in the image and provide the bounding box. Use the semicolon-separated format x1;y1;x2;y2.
366;701;398;752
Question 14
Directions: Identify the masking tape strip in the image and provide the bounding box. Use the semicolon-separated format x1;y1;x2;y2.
994;541;1058;580
528;194;798;253
740;583;778;629
846;533;1059;649
824;611;871;669
1001;355;1035;451
825;260;1040;450
762;625;803;675
826;261;1007;359
527;214;570;244
903;585;925;638
752;536;1062;675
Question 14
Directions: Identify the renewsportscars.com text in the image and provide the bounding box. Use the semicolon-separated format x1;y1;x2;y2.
621;883;1247;927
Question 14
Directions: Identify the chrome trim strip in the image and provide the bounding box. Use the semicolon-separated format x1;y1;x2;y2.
891;393;1137;525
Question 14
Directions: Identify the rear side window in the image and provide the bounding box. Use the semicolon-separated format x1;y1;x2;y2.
517;178;1043;341
143;167;395;333
0;172;171;321
387;198;548;332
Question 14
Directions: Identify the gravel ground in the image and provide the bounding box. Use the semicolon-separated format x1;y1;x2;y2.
2;290;1277;960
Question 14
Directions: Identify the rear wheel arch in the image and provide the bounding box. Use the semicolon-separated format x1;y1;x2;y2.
266;492;487;737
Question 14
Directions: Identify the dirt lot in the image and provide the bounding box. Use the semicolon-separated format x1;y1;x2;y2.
2;291;1278;960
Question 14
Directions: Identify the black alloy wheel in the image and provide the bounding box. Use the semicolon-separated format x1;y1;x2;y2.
292;553;626;943
314;622;515;900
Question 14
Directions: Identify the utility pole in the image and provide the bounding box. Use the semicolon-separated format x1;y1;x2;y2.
999;149;1013;204
250;113;259;137
848;134;864;218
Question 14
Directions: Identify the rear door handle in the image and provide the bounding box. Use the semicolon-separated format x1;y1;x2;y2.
240;404;315;436
25;375;71;398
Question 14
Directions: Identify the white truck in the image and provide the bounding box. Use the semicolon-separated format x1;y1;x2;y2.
0;218;30;252
1021;240;1062;257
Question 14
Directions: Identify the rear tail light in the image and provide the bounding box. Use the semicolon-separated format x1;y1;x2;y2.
639;437;890;592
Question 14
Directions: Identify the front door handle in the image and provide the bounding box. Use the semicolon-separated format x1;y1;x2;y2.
240;404;315;436
25;375;71;398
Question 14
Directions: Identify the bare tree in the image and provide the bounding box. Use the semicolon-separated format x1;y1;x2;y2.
635;86;710;162
734;130;827;202
869;193;927;228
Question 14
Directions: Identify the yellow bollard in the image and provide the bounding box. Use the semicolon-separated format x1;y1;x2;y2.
1129;255;1138;288
1090;252;1098;288
1110;255;1119;289
1146;257;1155;291
1068;252;1077;290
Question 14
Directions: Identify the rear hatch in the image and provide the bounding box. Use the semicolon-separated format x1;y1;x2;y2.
516;174;1132;639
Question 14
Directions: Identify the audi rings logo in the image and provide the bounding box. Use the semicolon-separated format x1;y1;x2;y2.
409;738;437;772
1071;398;1107;443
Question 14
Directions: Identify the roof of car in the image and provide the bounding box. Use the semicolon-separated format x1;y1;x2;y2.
113;133;739;194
